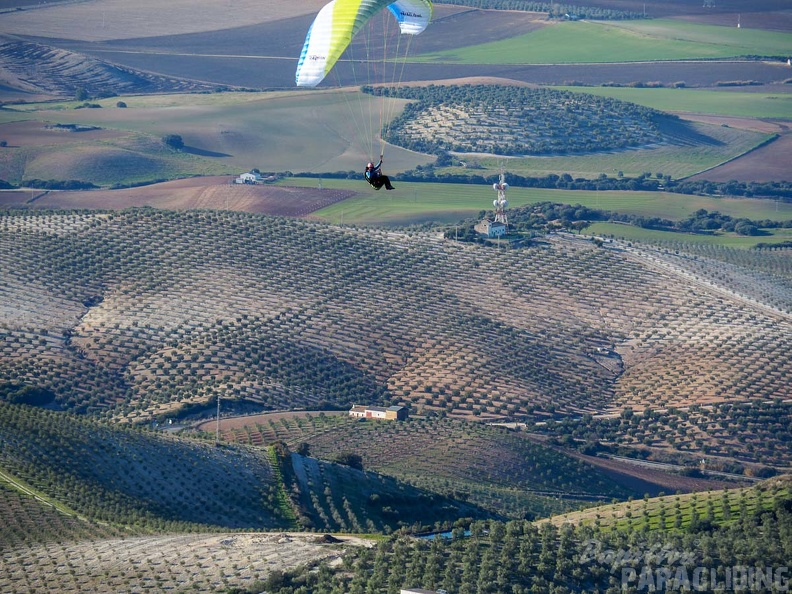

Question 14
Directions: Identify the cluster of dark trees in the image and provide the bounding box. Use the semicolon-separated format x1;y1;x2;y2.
449;202;791;242
162;134;184;150
611;208;792;237
365;84;667;156
22;179;98;190
438;0;647;19
0;382;55;407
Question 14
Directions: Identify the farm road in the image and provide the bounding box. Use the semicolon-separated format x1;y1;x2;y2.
0;467;77;517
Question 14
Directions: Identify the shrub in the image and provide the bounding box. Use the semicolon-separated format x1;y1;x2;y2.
162;134;184;150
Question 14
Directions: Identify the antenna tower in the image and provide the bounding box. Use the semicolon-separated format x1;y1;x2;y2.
492;169;509;229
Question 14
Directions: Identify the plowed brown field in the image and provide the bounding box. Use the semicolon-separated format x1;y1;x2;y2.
33;176;359;216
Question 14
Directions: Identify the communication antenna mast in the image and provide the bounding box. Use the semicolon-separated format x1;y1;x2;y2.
492;168;509;230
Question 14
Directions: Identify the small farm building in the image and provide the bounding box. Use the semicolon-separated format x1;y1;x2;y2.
474;219;507;238
349;404;408;421
235;171;263;184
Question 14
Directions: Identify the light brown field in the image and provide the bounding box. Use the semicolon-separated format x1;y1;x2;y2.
0;0;329;42
0;120;125;147
688;125;792;183
33;176;359;216
196;410;346;433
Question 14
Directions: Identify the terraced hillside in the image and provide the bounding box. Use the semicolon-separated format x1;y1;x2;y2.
0;39;218;97
0;209;790;475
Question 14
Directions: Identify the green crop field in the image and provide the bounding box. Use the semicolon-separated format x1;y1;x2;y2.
446;125;771;180
284;176;792;226
555;86;792;119
413;19;792;64
588;222;792;248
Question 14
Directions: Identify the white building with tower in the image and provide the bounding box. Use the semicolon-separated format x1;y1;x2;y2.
475;170;509;238
474;219;507;238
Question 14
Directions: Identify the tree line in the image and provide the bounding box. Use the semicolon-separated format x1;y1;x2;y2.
446;202;792;241
297;165;792;201
436;0;647;20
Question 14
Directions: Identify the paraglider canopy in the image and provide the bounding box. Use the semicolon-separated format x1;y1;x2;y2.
296;0;433;87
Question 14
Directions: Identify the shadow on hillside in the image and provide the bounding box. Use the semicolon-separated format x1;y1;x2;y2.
657;117;724;147
182;146;232;158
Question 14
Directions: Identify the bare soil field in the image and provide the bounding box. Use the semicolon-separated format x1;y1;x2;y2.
0;120;124;147
33;176;359;216
196;410;346;433
678;9;792;32
0;190;33;205
687;124;792;182
673;113;792;182
564;450;737;495
0;0;329;42
595;0;792;30
679;113;790;134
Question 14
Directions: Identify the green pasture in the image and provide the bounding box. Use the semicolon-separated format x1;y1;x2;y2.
441;122;772;181
413;19;792;64
284;176;792;228
555;86;792;119
588;222;792;248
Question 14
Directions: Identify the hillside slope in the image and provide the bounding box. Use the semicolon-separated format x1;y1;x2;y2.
211;412;633;518
0;402;484;534
545;474;792;532
0;38;218;97
0;402;285;530
1;209;790;419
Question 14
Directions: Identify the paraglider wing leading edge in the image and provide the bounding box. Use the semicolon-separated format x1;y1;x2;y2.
295;0;432;87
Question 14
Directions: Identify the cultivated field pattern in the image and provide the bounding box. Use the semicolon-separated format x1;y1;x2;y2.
1;209;790;425
207;412;633;517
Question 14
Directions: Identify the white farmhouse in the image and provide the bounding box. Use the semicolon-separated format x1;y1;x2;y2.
234;171;263;184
